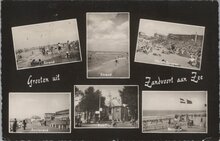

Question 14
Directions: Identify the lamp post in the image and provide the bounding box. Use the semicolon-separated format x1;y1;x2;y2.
122;104;127;122
108;92;113;122
99;94;101;123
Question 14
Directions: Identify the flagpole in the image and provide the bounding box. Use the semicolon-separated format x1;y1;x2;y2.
99;94;101;123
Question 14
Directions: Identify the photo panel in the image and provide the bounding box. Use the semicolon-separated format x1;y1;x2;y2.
12;19;82;70
74;85;139;129
86;12;130;79
9;92;71;133
135;19;205;70
142;91;207;133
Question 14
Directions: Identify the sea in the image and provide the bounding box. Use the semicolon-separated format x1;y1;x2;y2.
143;110;206;117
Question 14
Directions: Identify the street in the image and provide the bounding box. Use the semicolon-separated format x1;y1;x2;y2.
78;121;138;128
15;122;69;133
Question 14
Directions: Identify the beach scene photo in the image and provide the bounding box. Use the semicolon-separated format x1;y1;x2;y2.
9;93;71;133
87;13;130;78
12;19;81;70
135;19;205;70
74;85;138;128
142;91;207;133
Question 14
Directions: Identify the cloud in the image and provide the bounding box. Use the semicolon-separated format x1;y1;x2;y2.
89;20;114;35
12;19;79;49
142;91;206;111
9;93;70;119
103;32;127;40
139;19;205;36
88;38;128;52
117;21;129;32
88;13;117;24
87;13;129;51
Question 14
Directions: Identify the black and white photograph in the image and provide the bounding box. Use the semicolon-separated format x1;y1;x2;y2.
12;19;82;70
2;1;218;141
135;19;205;70
9;93;71;133
142;91;207;133
74;85;138;128
87;12;130;78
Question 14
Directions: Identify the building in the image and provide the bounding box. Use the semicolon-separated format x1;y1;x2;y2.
167;33;203;43
110;106;130;121
47;109;70;130
54;109;69;121
154;33;166;39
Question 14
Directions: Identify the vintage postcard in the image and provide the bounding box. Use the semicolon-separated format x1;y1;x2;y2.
74;85;138;128
12;19;82;70
142;91;207;133
135;19;205;70
87;12;130;78
9;92;71;133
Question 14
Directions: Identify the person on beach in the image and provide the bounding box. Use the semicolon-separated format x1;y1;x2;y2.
22;120;27;130
66;51;70;58
67;40;71;51
112;119;117;127
173;115;182;132
58;43;62;53
12;118;17;132
188;54;196;66
58;43;62;58
115;57;118;66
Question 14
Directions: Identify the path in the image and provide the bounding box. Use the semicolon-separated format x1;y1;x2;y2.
15;122;69;133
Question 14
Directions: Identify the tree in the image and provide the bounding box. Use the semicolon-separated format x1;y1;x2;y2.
75;86;84;113
78;87;106;123
119;86;138;120
75;86;84;97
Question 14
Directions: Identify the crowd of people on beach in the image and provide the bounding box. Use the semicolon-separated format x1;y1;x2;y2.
137;36;202;68
15;40;79;67
143;113;206;132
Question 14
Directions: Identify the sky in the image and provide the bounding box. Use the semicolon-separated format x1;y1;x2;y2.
142;91;207;111
12;19;79;49
75;85;125;107
139;19;205;37
9;93;70;119
87;13;129;52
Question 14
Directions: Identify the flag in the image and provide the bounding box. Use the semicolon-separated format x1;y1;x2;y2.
180;98;185;103
187;99;192;104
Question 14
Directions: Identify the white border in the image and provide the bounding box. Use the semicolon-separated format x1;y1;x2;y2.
86;12;130;79
74;85;139;129
12;19;82;70
141;91;208;134
8;92;71;134
134;19;205;71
